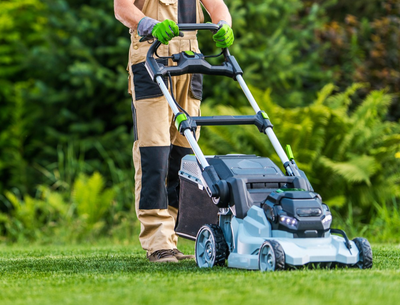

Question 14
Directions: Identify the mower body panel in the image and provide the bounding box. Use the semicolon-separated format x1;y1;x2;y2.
227;205;360;270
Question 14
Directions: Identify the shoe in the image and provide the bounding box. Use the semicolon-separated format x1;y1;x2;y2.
147;249;179;263
172;249;195;260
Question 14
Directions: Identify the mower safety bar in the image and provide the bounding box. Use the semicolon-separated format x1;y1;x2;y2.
189;111;273;133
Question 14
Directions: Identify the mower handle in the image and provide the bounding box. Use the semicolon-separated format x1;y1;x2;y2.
148;23;221;53
178;23;220;32
145;23;242;81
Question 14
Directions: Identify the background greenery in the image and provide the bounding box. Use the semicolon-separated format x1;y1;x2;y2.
0;0;399;244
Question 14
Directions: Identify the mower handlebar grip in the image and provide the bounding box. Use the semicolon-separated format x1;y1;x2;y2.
177;23;220;32
145;23;236;81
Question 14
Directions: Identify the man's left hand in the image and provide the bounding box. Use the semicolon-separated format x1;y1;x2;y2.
213;21;234;48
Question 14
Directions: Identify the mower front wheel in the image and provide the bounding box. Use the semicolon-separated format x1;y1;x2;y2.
195;224;228;268
258;240;285;272
353;237;373;269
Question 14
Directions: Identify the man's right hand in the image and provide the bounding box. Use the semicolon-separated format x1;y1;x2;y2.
151;19;179;45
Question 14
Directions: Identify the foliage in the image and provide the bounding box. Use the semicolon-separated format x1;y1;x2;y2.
0;0;47;199
314;0;400;119
0;0;133;206
199;84;400;227
310;0;397;22
370;199;400;243
200;0;332;107
34;142;135;215
1;0;400;242
0;170;135;244
73;172;115;231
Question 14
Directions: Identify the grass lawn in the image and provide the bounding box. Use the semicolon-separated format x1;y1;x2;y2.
0;240;399;305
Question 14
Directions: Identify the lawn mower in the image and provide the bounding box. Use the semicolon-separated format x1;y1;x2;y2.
145;23;373;271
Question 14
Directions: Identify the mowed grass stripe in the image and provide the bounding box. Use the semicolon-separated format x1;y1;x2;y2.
0;243;399;305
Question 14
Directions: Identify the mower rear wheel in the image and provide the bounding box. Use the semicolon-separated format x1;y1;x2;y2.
353;237;373;269
195;224;228;268
258;240;285;272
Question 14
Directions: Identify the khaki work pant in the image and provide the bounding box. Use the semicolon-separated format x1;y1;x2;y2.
127;0;204;255
132;73;201;254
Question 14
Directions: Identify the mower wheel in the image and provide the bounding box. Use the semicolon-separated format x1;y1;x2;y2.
353;237;373;269
195;224;228;268
258;240;285;272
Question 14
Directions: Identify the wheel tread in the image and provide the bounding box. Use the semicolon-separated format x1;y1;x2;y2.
208;224;229;266
269;240;285;271
259;239;285;271
353;237;373;269
195;224;228;268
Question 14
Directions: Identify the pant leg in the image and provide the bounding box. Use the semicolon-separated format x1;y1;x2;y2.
130;49;202;254
132;94;178;254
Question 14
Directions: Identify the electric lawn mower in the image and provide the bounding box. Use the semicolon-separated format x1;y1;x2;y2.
145;23;373;271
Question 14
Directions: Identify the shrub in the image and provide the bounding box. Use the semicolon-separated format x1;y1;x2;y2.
0;0;134;204
315;0;400;120
200;0;332;107
0;171;135;244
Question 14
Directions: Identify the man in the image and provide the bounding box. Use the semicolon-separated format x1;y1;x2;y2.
114;0;234;263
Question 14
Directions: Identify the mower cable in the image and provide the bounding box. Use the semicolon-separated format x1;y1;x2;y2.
168;72;190;117
331;228;352;254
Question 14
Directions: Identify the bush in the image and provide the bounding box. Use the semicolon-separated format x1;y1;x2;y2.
0;171;136;244
0;0;48;199
315;0;400;120
200;0;332;107
0;0;134;207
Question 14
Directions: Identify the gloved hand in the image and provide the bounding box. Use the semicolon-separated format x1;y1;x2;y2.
152;19;179;44
213;21;234;48
137;17;179;45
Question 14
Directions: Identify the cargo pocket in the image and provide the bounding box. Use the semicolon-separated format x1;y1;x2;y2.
131;59;168;101
189;73;203;100
159;0;178;22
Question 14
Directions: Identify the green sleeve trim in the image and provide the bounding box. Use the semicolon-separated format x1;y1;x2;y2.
175;113;187;130
286;144;295;160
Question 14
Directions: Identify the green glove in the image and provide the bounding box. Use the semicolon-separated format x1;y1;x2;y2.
213;21;234;48
151;19;179;45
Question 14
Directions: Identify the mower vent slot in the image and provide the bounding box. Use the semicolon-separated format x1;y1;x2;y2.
246;182;282;189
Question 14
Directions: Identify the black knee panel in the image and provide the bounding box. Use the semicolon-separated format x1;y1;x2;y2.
139;146;170;210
